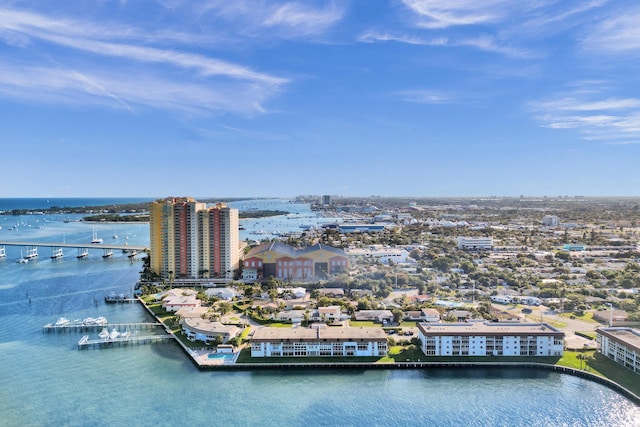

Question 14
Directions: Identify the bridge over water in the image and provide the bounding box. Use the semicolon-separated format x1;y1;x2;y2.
0;240;148;259
0;241;148;251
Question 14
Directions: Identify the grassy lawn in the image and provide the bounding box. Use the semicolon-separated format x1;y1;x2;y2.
586;353;640;396
399;321;418;328
539;318;568;328
558;311;599;324
240;327;251;340
558;350;640;396
349;320;379;327
556;350;599;372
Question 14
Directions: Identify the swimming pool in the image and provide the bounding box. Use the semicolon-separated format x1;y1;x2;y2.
207;353;235;360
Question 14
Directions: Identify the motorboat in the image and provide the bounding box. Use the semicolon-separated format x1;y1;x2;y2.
99;328;109;340
108;328;121;340
54;317;70;327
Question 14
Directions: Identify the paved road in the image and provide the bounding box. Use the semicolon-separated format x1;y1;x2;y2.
495;303;601;349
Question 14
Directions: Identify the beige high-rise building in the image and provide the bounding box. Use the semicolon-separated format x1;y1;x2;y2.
150;197;239;280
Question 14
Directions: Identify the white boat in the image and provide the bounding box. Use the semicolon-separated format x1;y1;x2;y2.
98;328;109;340
112;228;118;239
54;317;70;327
108;328;121;340
91;228;103;244
0;246;5;258
120;331;131;339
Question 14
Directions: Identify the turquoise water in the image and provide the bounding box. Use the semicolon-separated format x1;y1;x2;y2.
0;203;639;426
208;353;235;360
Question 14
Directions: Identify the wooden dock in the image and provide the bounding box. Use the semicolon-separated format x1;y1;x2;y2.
44;322;163;333
78;334;174;349
104;296;138;304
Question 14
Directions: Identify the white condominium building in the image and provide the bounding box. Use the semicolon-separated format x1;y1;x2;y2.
417;322;564;357
250;326;388;358
457;236;493;251
597;327;640;374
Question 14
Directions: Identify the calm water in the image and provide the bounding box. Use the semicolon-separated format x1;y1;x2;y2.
0;199;638;427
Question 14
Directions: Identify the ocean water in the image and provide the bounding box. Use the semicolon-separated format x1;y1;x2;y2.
0;198;155;211
0;200;638;427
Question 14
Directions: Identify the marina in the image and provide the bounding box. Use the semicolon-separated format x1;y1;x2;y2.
43;318;163;333
0;199;638;425
78;333;174;349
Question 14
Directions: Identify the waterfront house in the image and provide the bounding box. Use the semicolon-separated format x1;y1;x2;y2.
181;318;240;344
417;321;564;357
175;306;210;319
162;292;201;312
250;326;388;357
596;327;640;374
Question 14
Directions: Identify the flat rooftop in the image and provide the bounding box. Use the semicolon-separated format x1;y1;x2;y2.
252;326;387;342
598;328;640;352
417;322;564;336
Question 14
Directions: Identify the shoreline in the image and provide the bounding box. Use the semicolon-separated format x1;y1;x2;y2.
136;297;640;406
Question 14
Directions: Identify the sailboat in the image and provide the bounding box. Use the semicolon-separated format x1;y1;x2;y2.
112;228;118;239
91;228;103;244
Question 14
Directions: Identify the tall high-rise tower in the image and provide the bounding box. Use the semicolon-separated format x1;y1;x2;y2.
150;197;239;280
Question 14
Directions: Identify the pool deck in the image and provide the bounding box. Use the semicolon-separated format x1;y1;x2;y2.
189;349;239;366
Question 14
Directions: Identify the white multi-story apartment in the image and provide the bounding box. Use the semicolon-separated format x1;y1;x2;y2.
457;236;493;251
597;327;640;374
250;326;388;357
417;322;564;357
346;247;411;264
542;215;559;227
150;197;239;279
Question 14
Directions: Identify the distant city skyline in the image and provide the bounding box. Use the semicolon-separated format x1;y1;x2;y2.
1;1;639;197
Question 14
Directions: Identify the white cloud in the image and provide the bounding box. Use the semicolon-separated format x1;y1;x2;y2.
198;0;344;38
358;30;529;57
400;0;514;29
529;88;640;144
263;2;345;36
396;89;452;104
582;7;640;54
0;64;275;115
0;7;288;114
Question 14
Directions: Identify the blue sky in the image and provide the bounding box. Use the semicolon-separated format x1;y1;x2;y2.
1;0;639;198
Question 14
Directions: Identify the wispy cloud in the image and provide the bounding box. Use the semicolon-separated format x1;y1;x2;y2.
529;87;640;145
358;30;530;57
0;7;288;114
400;0;515;29
198;0;345;38
396;89;453;104
0;64;276;114
581;6;640;54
